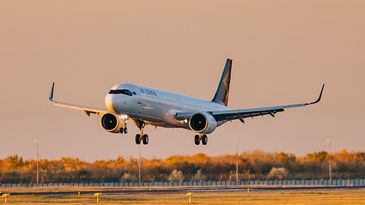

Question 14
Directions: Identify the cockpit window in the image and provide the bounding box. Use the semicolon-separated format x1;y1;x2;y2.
109;89;133;96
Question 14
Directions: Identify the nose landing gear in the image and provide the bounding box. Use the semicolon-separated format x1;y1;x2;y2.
120;127;128;134
120;120;128;134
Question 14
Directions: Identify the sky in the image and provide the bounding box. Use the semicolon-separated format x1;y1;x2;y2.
0;1;364;161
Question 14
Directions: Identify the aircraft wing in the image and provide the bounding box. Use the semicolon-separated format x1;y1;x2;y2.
48;82;107;116
176;84;325;123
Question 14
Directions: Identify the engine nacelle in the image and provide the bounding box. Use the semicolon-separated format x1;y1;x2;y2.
188;112;217;134
100;113;125;133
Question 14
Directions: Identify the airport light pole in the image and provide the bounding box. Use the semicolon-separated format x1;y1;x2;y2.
138;144;141;186
326;139;332;183
235;139;239;183
34;139;39;184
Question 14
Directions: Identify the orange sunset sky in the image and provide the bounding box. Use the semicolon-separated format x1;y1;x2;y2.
0;1;364;161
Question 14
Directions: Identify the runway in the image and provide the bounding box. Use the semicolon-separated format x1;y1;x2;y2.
6;185;365;196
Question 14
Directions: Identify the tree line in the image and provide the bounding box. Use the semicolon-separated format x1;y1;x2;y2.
0;150;364;183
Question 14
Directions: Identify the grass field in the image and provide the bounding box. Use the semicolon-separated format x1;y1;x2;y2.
1;189;365;204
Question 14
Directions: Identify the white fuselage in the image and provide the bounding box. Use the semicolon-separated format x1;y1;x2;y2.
105;83;229;129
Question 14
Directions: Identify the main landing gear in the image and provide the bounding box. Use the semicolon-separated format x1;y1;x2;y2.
194;134;208;145
135;134;149;145
119;120;149;145
135;120;149;145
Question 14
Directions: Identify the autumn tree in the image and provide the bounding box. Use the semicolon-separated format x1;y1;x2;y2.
1;150;365;183
168;169;184;183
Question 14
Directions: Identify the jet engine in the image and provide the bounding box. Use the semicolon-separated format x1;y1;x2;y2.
100;113;125;133
188;112;217;134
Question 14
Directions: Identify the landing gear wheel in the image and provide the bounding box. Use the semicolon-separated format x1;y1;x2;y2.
202;135;208;145
123;127;128;134
120;128;124;134
135;134;141;145
142;134;149;145
194;135;200;145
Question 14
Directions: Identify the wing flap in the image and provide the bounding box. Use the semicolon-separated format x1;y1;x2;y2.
211;107;285;121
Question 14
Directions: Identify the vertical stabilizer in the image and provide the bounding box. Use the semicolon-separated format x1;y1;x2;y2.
212;59;232;106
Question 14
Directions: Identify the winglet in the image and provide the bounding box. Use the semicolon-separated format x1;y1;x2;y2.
306;84;325;105
49;82;55;102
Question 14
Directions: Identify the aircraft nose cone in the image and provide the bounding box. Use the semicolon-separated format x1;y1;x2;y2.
105;94;116;112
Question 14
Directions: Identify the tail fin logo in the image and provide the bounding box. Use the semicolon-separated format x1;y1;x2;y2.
222;72;231;105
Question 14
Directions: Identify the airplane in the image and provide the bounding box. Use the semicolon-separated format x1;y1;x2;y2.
49;59;324;146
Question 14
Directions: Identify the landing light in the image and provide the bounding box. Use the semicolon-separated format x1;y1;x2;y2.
181;119;188;124
120;114;128;120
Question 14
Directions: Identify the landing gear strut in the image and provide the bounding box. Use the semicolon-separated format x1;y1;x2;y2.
194;134;208;145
